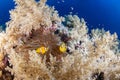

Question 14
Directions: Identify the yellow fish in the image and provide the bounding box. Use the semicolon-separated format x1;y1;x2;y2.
59;42;67;53
36;46;48;54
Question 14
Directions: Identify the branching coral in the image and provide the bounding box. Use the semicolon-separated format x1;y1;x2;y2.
0;0;120;80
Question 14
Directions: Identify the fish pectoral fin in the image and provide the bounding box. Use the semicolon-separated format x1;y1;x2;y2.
36;48;40;53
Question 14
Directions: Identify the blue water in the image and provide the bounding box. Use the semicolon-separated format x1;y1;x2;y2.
0;0;120;38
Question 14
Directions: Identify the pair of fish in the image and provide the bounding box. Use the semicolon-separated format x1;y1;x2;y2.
36;43;67;54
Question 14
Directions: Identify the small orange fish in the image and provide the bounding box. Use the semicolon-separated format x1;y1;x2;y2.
59;42;67;53
36;46;48;54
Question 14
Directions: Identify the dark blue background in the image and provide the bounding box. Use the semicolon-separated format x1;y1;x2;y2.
0;0;120;38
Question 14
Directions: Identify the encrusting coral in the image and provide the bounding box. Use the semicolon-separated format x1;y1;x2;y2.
0;0;120;80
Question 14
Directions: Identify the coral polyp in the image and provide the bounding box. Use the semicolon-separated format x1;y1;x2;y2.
0;0;120;80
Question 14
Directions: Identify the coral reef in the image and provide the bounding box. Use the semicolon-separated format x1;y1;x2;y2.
0;0;120;80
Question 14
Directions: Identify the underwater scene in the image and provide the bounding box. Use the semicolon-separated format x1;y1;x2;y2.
0;0;120;80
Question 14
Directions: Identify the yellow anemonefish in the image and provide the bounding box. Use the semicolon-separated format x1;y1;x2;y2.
59;42;67;53
36;46;48;54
